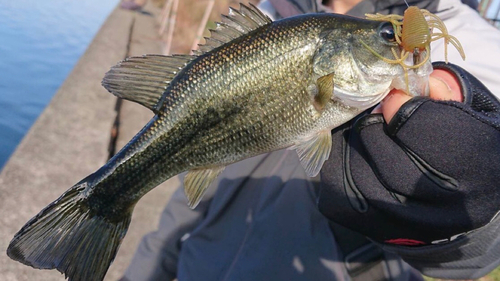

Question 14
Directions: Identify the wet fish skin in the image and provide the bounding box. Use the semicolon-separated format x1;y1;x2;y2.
7;5;404;281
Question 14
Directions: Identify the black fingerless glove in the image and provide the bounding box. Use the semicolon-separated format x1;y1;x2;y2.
318;62;500;246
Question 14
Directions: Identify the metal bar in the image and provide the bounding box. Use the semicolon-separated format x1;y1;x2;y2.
159;0;174;35
190;0;216;54
163;0;179;55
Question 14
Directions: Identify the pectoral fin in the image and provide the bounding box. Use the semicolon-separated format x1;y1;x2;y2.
313;73;334;111
293;131;332;177
184;166;226;208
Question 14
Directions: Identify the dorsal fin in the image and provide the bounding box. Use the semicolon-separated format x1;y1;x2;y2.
102;54;195;112
102;4;271;110
193;3;272;55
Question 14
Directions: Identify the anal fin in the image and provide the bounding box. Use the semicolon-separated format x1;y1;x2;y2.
293;131;332;177
184;166;226;208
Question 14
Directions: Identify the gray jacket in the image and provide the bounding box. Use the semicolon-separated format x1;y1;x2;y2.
124;150;416;280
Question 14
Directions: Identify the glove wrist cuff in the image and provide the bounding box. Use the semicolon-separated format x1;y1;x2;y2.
377;211;500;280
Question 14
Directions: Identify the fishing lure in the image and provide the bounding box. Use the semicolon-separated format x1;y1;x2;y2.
363;6;466;93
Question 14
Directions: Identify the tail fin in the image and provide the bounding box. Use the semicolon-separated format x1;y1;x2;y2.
7;182;132;281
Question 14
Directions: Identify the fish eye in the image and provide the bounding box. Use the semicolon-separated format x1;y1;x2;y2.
378;22;396;43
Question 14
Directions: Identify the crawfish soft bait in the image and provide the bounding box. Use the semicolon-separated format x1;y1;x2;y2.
364;6;466;93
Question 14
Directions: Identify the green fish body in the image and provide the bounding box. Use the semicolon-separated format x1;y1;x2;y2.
8;4;405;281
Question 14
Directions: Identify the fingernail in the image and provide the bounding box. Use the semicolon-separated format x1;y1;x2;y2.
429;76;454;100
432;76;452;91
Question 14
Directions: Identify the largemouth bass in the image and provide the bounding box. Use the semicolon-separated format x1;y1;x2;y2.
8;4;409;281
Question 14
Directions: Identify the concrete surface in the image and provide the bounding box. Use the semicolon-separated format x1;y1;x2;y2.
0;2;179;280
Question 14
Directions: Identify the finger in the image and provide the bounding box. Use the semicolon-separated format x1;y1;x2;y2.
379;89;412;123
378;69;463;123
429;69;463;102
371;104;382;114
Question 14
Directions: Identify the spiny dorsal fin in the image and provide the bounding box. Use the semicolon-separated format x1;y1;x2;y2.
314;73;334;111
193;3;272;56
184;166;226;209
102;54;195;112
292;131;332;177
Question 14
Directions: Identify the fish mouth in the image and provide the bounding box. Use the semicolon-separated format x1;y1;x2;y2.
333;64;431;110
390;60;433;97
334;83;392;110
330;52;400;110
334;59;433;110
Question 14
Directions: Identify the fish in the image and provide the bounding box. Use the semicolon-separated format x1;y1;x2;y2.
8;4;410;281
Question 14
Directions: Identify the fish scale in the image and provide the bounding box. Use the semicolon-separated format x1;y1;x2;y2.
7;4;407;281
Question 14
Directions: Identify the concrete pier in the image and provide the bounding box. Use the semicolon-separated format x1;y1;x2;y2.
0;2;179;280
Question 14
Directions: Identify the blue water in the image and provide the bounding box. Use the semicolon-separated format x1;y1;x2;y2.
0;0;119;169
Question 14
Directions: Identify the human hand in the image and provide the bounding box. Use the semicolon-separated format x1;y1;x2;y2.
318;62;500;246
373;69;463;122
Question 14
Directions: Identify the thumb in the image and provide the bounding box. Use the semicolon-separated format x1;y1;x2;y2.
428;69;462;102
378;90;411;123
379;70;463;123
